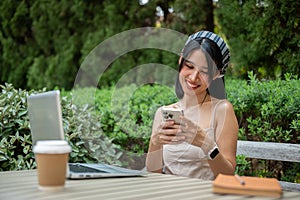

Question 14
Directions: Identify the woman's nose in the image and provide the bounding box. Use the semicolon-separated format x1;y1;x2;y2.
190;69;199;81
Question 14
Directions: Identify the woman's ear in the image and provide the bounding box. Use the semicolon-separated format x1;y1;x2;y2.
178;55;183;65
213;71;224;80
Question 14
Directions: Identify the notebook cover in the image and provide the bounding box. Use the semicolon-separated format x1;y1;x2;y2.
213;174;282;198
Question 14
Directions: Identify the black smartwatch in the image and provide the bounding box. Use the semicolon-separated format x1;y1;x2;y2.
207;145;219;160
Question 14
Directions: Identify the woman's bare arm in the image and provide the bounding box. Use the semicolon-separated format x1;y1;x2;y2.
208;100;238;177
145;109;164;173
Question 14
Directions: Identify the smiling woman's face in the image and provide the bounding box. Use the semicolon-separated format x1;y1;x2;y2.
179;49;211;97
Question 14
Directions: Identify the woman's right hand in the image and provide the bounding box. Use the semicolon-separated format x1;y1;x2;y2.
151;120;186;146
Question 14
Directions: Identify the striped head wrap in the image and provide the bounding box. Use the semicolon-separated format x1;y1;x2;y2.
185;31;230;75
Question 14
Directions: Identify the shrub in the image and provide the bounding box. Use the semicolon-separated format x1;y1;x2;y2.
235;155;251;176
226;72;300;144
0;83;36;170
0;83;122;171
227;72;300;183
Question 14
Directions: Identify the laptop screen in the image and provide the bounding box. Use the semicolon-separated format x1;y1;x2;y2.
27;90;64;145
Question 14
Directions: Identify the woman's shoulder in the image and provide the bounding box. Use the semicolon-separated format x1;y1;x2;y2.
213;100;236;122
213;99;238;131
213;98;234;112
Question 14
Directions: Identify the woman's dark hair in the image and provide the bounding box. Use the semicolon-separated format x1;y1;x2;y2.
175;38;226;99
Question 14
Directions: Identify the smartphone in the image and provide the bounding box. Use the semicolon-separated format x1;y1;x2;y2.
161;107;183;124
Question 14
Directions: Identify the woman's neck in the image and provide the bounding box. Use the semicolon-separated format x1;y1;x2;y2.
180;92;210;109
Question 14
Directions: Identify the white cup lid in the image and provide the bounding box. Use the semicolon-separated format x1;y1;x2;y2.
33;140;72;154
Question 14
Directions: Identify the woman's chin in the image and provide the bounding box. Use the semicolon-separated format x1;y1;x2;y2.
183;88;199;96
183;85;207;96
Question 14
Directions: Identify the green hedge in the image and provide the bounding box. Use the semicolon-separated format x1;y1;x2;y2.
228;72;300;143
1;74;299;182
227;72;300;183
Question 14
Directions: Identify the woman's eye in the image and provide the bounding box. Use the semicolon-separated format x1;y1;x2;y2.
200;70;209;75
184;62;194;69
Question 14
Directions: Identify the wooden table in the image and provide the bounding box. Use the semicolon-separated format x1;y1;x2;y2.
0;170;299;200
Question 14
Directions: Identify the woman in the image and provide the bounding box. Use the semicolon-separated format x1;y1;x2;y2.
146;31;238;180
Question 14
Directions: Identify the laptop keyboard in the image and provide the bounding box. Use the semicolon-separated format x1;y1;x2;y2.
69;164;109;173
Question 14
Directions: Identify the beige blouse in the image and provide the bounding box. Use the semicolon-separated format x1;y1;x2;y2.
162;100;223;180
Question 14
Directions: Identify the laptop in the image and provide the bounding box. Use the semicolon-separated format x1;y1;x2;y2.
27;90;145;179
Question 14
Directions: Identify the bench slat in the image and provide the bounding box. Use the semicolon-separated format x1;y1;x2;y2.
280;181;300;192
237;140;300;163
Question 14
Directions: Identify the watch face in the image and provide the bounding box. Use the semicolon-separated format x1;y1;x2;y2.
210;147;219;159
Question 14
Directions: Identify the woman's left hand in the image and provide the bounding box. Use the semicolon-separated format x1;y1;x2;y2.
179;116;215;154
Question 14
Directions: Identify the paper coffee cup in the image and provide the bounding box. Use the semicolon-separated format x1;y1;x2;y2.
33;140;71;191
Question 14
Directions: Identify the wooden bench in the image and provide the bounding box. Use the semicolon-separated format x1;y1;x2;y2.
236;140;300;191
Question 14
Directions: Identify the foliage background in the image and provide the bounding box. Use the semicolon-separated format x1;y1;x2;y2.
0;0;299;89
215;0;300;79
0;0;214;90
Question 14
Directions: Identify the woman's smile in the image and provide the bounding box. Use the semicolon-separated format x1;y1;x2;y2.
186;79;200;90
